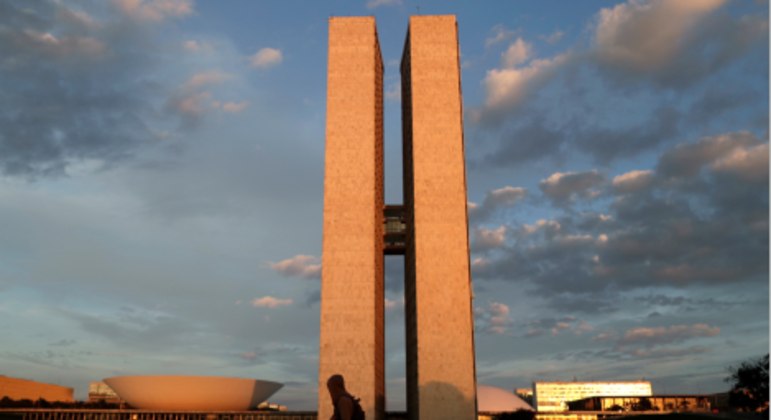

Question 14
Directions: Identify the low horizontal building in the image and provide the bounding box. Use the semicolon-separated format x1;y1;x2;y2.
0;375;73;403
566;394;714;413
533;381;652;412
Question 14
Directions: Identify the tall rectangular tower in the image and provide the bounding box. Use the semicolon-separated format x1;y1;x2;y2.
319;16;385;420
401;15;477;420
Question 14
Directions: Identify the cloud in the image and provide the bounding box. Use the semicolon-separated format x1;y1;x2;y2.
0;2;150;176
539;30;564;45
485;25;516;48
480;53;571;122
385;81;401;101
472;226;507;252
576;106;682;163
479;118;566;167
618;323;720;347
185;71;231;88
166;71;241;125
539;170;604;205
269;255;321;279
385;297;404;310
250;47;283;69
592;0;766;87
469;186;526;222
470;0;766;167
612;170;654;193
657;131;764;179
473;129;768;305
19;30;106;57
183;39;214;53
212;101;250;113
366;0;402;9
251;296;293;308
475;302;511;335
0;1;249;177
114;0;194;23
594;0;727;72
522;219;561;236
520;316;592;338
501;38;532;68
711;142;769;183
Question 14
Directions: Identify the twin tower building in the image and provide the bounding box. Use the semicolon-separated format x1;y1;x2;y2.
319;15;477;420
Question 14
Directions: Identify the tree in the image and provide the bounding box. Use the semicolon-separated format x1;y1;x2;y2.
726;353;769;412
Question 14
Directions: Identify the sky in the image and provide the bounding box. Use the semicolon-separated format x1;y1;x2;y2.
0;0;768;411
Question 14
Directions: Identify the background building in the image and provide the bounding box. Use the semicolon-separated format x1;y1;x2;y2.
533;381;652;412
0;375;73;402
87;381;121;404
566;394;713;413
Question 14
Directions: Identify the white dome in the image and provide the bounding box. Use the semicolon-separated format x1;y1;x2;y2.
477;385;534;412
103;375;282;411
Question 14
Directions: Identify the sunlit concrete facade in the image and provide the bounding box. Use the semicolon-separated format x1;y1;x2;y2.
401;15;477;420
319;16;385;420
320;14;476;420
533;381;652;412
0;375;73;402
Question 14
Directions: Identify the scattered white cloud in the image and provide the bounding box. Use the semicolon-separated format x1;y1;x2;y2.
471;257;490;271
269;255;321;279
183;40;213;53
711;142;769;182
212;101;250;113
539;30;564;44
618;323;720;346
385;297;404;310
251;296;293;308
168;90;211;119
594;0;727;72
658;131;763;178
470;186;527;221
612;169;654;193
114;0;194;23
482;53;570;116
250;48;283;69
24;30;106;57
366;0;402;9
486;24;516;48
186;71;231;89
522;219;561;235
472;226;507;251
476;302;511;335
539;170;605;204
385;81;401;101
501;38;532;68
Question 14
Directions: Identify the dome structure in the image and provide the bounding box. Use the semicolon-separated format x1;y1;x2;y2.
103;375;283;411
477;385;534;412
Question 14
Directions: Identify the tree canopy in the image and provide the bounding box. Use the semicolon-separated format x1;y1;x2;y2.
726;353;769;412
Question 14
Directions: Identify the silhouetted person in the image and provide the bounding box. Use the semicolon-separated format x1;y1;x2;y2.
327;374;365;420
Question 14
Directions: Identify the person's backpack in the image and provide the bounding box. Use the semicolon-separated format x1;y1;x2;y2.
336;394;365;420
349;395;365;420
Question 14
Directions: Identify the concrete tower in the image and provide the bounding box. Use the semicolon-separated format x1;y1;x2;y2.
320;15;476;420
319;16;385;420
401;15;477;420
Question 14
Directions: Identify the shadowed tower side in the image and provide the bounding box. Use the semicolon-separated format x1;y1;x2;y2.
401;15;477;420
319;17;385;420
